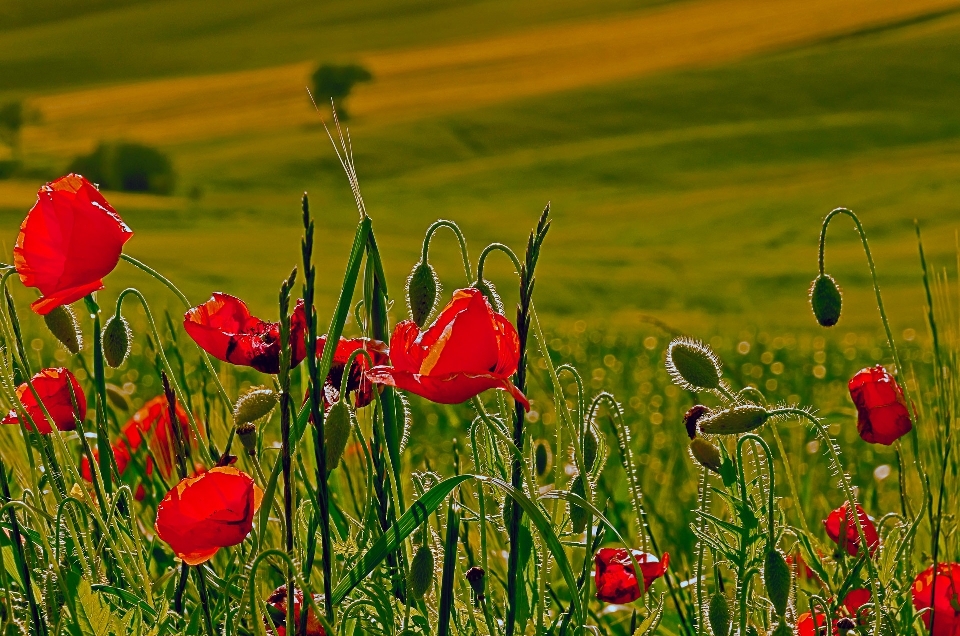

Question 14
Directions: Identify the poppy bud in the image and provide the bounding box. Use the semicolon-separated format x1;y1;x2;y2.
699;405;769;435
770;622;792;636
465;566;485;598
406;261;439;328
570;474;589;533
324;399;353;471
43;305;83;354
534;440;551;477
236;421;258;456
836;617;856;632
810;274;842;327
408;544;435;600
233;387;278;425
690;437;723;474
683;405;711;439
583;429;598;473
473;278;503;314
764;549;791;617
105;383;131;411
666;337;722;391
708;592;730;636
102;314;131;368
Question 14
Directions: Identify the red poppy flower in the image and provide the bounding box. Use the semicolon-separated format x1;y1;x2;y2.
367;288;529;410
786;550;823;582
154;466;262;565
80;395;193;499
848;365;912;445
315;336;389;409
594;548;669;604
184;293;307;374
912;562;960;636
824;501;879;558
265;585;326;636
841;588;871;618
795;589;870;636
14;174;133;315
2;368;85;434
796;610;833;636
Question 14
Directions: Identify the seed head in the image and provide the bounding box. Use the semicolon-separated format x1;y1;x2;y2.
764;549;791;617
236;421;258;456
407;261;439;328
102;314;131;368
44;305;83;354
708;592;730;636
690;437;723;474
324;400;353;471
666;337;722;391
699;405;769;435
233;387;278;425
408;544;435;600
810;274;842;327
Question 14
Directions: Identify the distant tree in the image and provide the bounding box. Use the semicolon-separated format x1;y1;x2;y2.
0;101;24;160
69;141;175;195
311;63;373;120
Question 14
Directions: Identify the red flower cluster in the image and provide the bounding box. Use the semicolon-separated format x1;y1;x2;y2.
824;501;879;558
80;395;193;500
2;368;85;434
265;585;327;636
184;293;307;374
912;563;960;636
594;548;669;604
367;288;528;410
155;466;262;565
795;588;871;636
14;174;132;315
848;365;912;445
316;336;389;409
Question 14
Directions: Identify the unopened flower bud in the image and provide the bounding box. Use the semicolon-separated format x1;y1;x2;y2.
810;274;842;327
683;405;711;439
690;437;723;474
764;549;791;617
666;337;722;391
324;399;353;471
233;387;277;425
408;544;435;600
105;383;131;411
534;440;551;477
236;421;258;456
44;305;82;354
473;278;503;314
465;566;485;598
407;261;439;328
102;314;131;368
583;429;598;473
708;592;730;636
699;405;769;435
569;474;589;533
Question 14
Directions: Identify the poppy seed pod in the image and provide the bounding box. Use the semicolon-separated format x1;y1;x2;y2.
43;305;83;354
764;549;791;617
690;437;723;474
473;278;504;314
708;592;730;636
666;337;722;391
236;421;258;456
323;400;353;471
102;314;131;368
810;274;843;327
570;474;589;533
233;387;278;425
406;260;439;328
408;544;435;600
699;405;769;435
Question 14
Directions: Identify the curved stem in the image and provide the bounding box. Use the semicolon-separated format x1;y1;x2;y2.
476;243;523;283
736;434;776;545
422;220;473;283
695;468;709;636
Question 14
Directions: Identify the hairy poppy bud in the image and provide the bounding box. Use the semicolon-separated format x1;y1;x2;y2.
683;405;711;439
534;440;551;477
44;305;83;354
764;549;791;617
810;274;842;327
699;405;769;435
666;337;722;391
324;400;353;471
770;622;792;636
406;261;439;328
690;438;723;474
408;544;435;600
583;429;598;473
236;421;258;456
473;278;504;314
102;314;131;368
233;387;278;425
466;566;485;598
570;474;589;533
708;592;730;636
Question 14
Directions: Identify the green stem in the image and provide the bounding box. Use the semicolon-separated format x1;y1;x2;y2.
422;219;473;282
194;566;216;636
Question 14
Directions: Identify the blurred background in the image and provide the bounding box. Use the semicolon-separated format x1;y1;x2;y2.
2;0;959;337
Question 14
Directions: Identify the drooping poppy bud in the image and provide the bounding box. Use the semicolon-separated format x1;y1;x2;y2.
534;440;551;477
233;386;278;425
408;544;435;600
583;428;598;473
102;314;131;368
690;437;723;474
594;548;669;604
265;585;327;636
367;288;529;410
43;305;82;354
764;549;791;617
569;474;589;533
465;566;485;598
155;466;262;565
912;562;960;636
183;293;307;374
824;501;879;558
473;278;503;314
848;365;912;445
313;336;389;410
698;405;769;435
708;592;730;636
810;274;843;327
666;337;722;391
2;367;85;434
14;174;133;315
323;399;353;471
406;260;439;328
683;404;711;439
